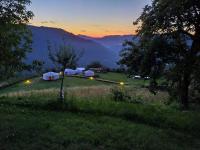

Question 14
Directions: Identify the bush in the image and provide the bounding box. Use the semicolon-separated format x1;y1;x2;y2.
110;87;144;104
87;61;103;69
110;87;131;102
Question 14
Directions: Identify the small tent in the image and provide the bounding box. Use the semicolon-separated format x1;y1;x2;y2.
133;75;141;79
43;72;59;81
75;67;85;75
64;69;76;76
84;70;95;77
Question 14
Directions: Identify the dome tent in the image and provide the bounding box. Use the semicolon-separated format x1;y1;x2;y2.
84;70;95;77
64;69;76;76
75;67;85;75
43;72;59;81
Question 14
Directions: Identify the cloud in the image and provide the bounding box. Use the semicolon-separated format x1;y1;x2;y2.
80;30;87;33
40;21;48;24
40;21;55;24
49;21;55;24
103;29;109;33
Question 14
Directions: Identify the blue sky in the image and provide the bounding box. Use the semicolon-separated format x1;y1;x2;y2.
29;0;151;37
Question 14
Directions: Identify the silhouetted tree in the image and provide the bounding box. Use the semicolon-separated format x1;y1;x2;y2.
0;0;34;79
118;40;144;75
32;60;45;75
87;61;103;69
120;0;200;109
48;43;81;101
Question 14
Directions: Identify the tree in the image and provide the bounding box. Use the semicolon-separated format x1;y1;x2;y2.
118;40;144;75
32;60;45;75
48;43;81;101
0;0;34;79
87;61;103;69
120;0;200;109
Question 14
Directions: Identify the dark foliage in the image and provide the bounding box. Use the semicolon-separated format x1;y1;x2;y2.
48;42;81;101
0;0;34;79
87;61;103;69
119;0;200;109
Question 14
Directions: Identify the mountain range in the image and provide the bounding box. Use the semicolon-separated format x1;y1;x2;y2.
27;26;135;68
78;34;137;55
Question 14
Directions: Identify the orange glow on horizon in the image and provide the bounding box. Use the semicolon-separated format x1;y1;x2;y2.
30;21;137;37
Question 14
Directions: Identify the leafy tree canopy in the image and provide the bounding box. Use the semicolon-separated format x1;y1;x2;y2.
48;42;82;101
0;0;34;79
48;44;80;70
119;0;200;109
87;61;104;69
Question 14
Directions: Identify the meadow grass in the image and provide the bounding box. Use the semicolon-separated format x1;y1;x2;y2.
0;73;149;94
0;91;200;150
1;104;199;150
99;72;149;86
0;76;107;94
0;88;199;136
1;85;168;105
0;73;200;149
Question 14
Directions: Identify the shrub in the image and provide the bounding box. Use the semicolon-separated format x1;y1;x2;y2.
110;87;131;102
110;87;145;104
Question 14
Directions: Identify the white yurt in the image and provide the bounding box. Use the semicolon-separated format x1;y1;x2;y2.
43;72;59;81
75;67;85;75
64;69;76;76
84;70;95;77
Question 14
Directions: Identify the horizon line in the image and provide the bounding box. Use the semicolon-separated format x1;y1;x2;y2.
28;24;136;38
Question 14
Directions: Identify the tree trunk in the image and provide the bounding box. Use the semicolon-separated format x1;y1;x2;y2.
179;34;200;109
59;71;64;101
180;73;190;109
179;35;200;109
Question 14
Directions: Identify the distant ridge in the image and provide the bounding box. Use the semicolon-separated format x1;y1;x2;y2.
79;34;138;55
27;25;118;68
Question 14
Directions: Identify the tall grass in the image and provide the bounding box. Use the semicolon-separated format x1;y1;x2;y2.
1;85;169;105
0;87;200;137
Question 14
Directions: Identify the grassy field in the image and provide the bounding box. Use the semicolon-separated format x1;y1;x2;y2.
0;94;200;150
0;73;167;105
0;72;200;149
0;73;149;94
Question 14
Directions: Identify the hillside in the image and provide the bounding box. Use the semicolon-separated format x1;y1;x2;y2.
27;26;118;68
1;73;200;150
79;34;139;55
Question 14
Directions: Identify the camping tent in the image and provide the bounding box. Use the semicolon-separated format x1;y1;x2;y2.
75;67;85;75
64;69;76;76
43;72;59;81
133;75;141;79
84;70;95;77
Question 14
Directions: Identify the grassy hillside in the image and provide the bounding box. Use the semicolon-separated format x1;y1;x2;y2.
0;95;200;150
0;72;199;149
0;73;148;94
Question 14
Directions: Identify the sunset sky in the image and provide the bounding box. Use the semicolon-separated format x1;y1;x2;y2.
29;0;151;37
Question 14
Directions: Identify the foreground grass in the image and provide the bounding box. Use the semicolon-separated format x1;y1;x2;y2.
0;104;200;150
0;73;199;149
1;95;200;135
0;94;200;150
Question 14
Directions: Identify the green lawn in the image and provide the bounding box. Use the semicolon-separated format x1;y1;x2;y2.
99;72;149;86
0;73;148;95
1;72;199;149
0;76;105;94
0;96;200;150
